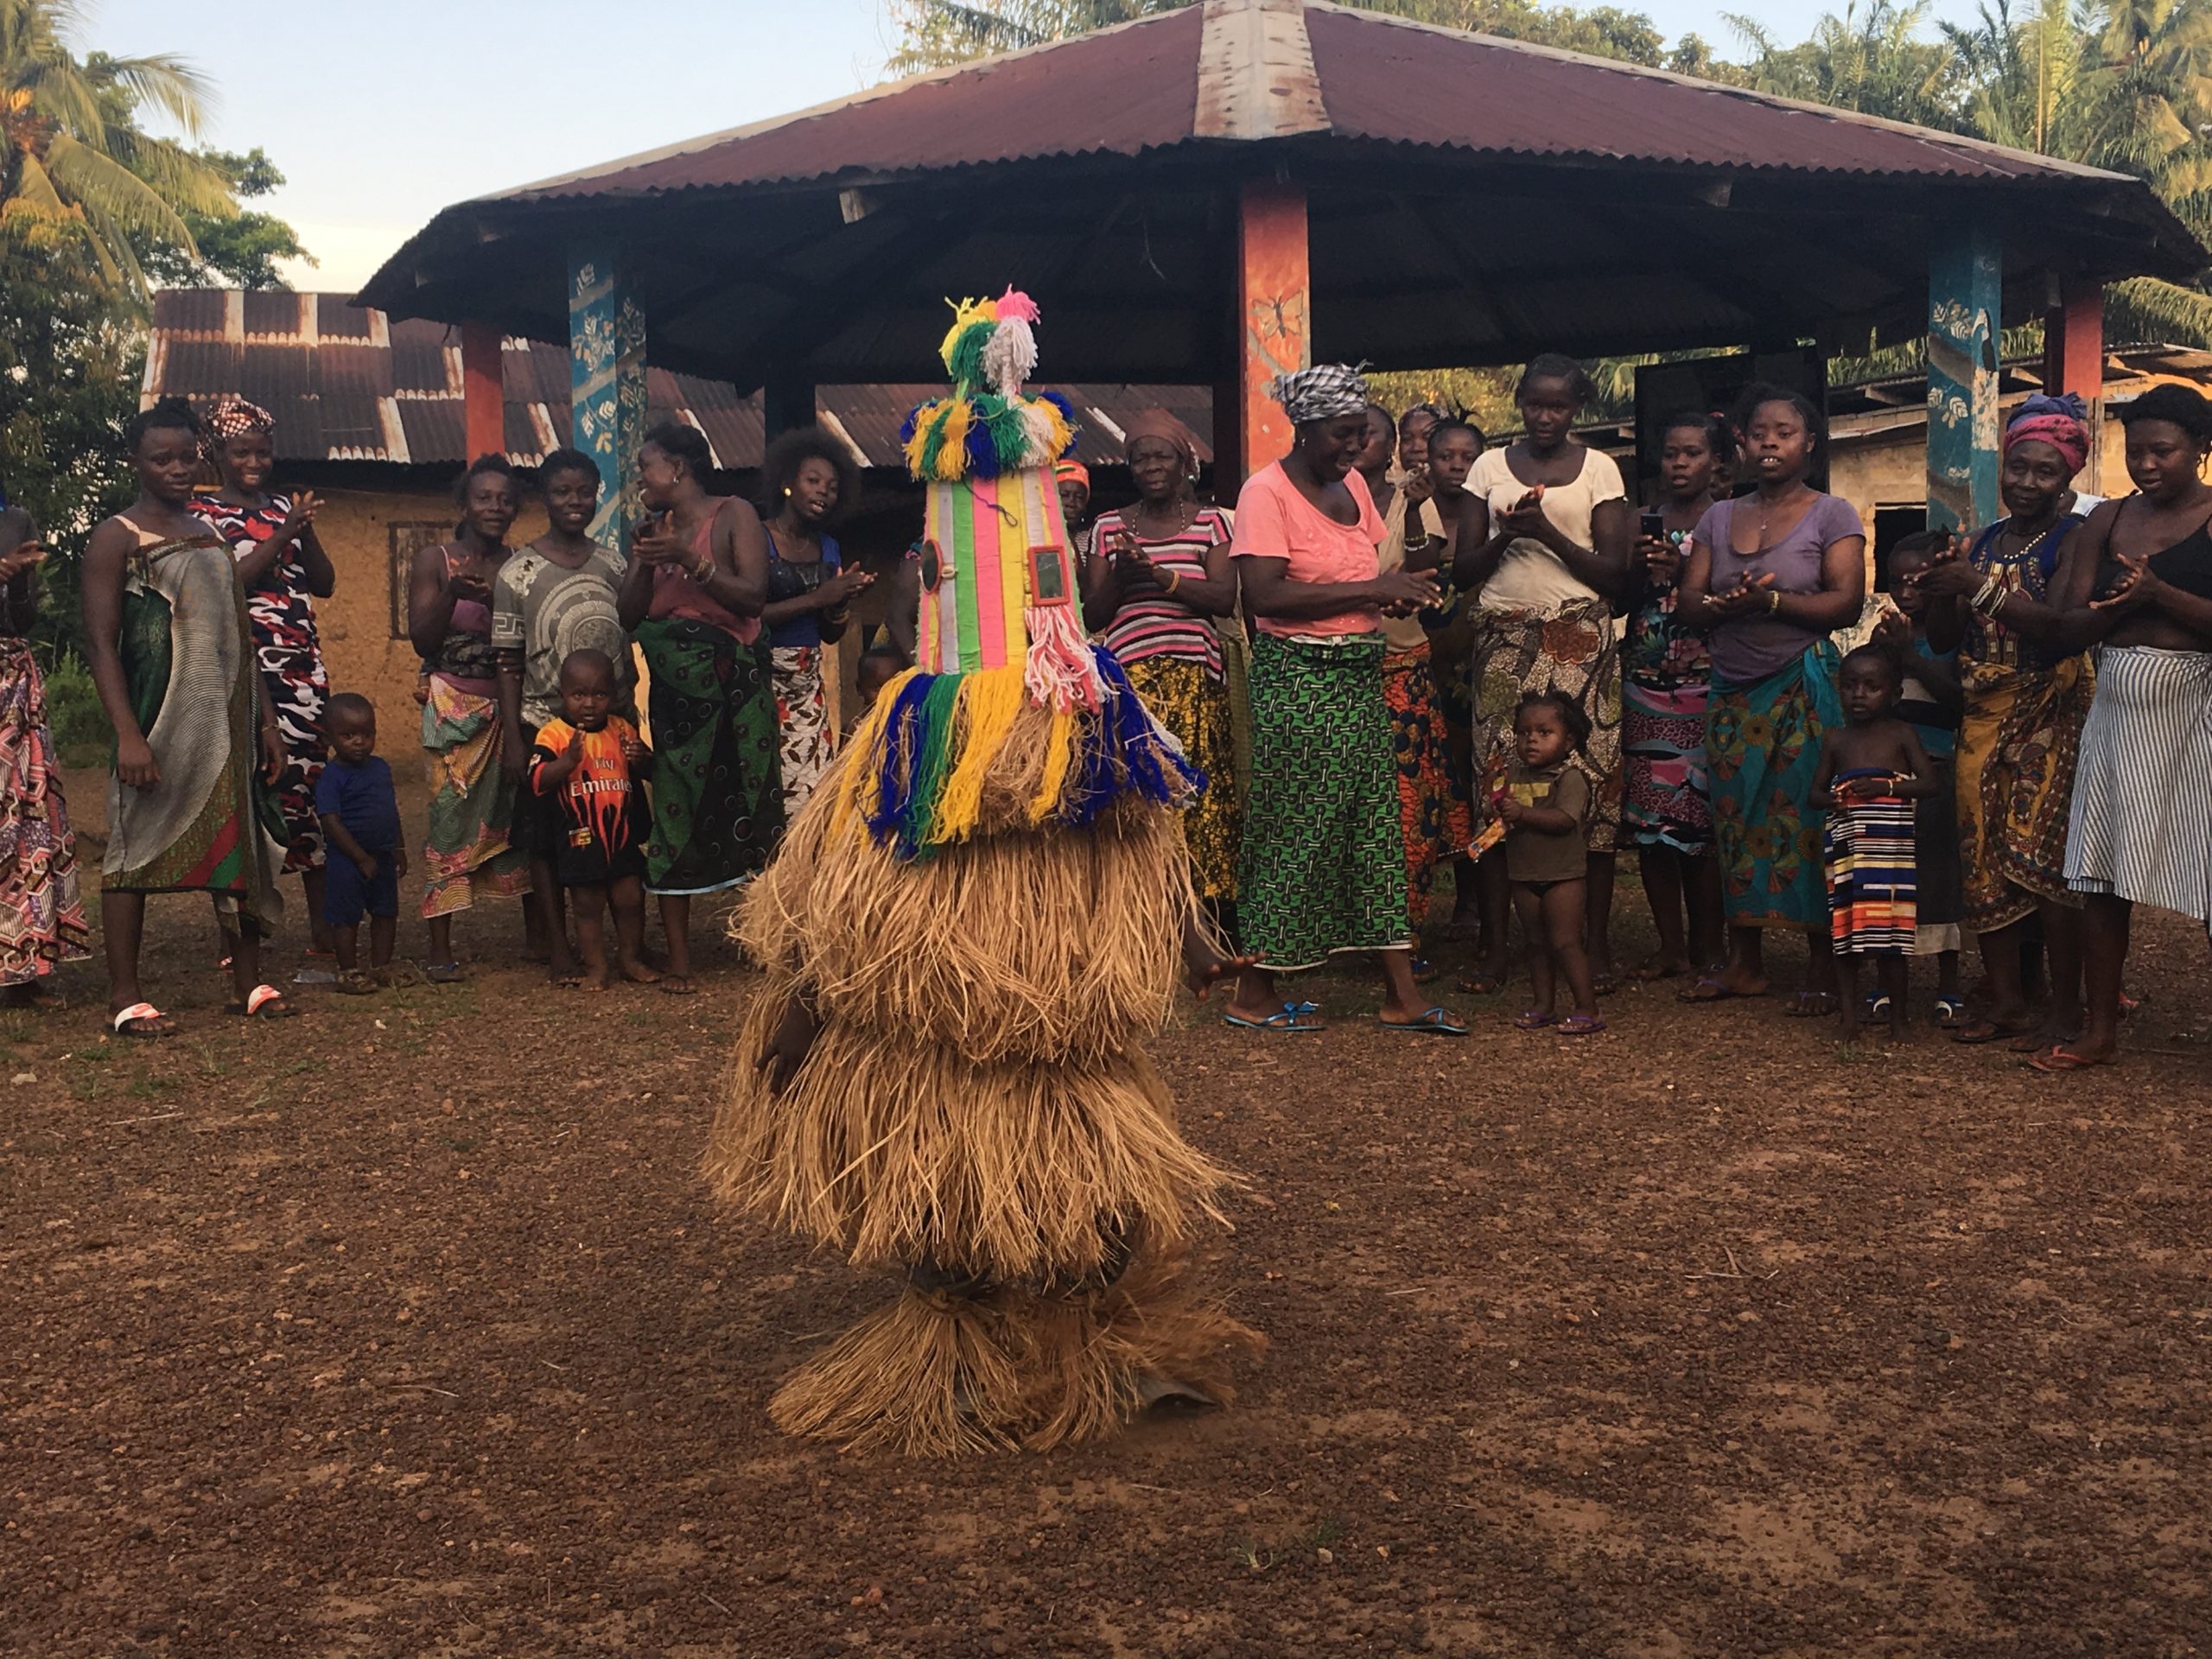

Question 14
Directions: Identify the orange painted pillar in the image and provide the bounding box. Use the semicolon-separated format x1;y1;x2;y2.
461;320;504;462
2047;283;2105;483
1235;179;1311;482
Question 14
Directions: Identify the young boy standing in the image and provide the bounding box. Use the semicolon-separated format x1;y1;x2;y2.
529;649;658;992
315;693;407;992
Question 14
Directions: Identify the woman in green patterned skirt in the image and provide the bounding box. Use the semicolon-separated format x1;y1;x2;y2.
1219;366;1465;1036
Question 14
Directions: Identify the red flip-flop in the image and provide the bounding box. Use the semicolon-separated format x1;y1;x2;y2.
2026;1046;2109;1074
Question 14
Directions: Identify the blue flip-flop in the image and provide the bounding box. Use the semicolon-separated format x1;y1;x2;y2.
1223;1001;1324;1033
1379;1006;1470;1037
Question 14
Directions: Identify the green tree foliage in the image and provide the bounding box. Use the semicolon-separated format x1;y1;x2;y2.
1;0;236;295
142;148;313;291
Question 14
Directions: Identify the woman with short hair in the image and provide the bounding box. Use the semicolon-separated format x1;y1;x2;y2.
1452;354;1632;994
1678;385;1867;1014
760;426;873;813
1081;409;1242;906
618;421;785;993
410;454;532;981
2037;383;2212;1071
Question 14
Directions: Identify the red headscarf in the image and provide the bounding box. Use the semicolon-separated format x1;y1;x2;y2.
2003;393;2089;478
1122;409;1200;481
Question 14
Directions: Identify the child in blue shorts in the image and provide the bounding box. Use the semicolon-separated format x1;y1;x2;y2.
314;693;407;993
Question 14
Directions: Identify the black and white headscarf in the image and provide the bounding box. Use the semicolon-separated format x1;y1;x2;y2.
1268;364;1369;425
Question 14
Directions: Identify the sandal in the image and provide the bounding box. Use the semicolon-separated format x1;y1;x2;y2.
1512;1009;1557;1030
1933;995;1968;1027
1679;976;1764;1003
658;976;698;996
2027;1045;2112;1074
1409;957;1440;986
423;962;465;985
1558;1014;1608;1036
1591;969;1621;998
1634;956;1690;982
1223;1002;1323;1033
1455;969;1505;996
1783;992;1838;1019
226;984;298;1020
1865;991;1891;1020
334;969;378;996
1952;1017;2031;1046
1378;1006;1468;1037
110;1001;174;1038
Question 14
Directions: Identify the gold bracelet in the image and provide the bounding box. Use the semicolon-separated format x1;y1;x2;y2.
1767;589;1781;614
1163;567;1183;597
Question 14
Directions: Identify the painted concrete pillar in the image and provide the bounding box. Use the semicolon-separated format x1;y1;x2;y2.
1235;179;1311;481
1927;226;2002;531
569;247;649;551
461;320;504;463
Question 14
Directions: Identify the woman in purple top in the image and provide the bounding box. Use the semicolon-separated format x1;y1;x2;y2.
1678;386;1867;1014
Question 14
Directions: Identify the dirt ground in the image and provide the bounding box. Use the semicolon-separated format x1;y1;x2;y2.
5;774;2210;1657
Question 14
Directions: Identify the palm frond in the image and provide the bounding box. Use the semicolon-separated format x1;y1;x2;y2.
79;51;213;137
41;130;194;250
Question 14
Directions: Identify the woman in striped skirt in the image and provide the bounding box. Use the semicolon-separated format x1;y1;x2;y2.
1081;410;1242;907
2040;385;2212;1072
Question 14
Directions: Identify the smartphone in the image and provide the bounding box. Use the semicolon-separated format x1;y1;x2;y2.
1639;509;1666;540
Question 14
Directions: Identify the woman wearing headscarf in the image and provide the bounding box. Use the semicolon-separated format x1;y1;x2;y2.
1911;393;2101;1048
194;399;338;952
1055;458;1093;559
1218;365;1464;1036
1452;354;1632;995
1081;410;1241;905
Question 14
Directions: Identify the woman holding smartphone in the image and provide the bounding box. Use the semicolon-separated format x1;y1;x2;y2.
1623;413;1730;982
617;421;784;994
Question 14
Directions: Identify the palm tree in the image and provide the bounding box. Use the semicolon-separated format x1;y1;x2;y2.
887;0;1185;73
1;0;234;294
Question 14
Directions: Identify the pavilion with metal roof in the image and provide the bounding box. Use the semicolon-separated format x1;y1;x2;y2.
357;0;2203;541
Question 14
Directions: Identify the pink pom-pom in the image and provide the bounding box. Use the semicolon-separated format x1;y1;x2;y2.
995;287;1041;326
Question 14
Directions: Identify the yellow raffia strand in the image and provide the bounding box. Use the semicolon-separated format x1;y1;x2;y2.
931;400;973;481
901;402;944;480
1027;708;1078;824
937;296;999;373
828;669;921;842
1029;395;1071;461
927;668;1027;846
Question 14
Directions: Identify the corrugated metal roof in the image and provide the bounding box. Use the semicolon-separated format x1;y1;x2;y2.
353;0;2199;385
144;290;1216;470
492;0;2126;205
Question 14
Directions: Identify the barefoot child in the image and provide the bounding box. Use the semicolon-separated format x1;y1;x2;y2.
1882;532;1965;1024
527;650;658;991
1500;690;1603;1036
315;694;407;992
1814;645;1936;1042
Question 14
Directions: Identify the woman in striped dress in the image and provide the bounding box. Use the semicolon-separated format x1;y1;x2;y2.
1081;410;1242;906
2039;385;2212;1072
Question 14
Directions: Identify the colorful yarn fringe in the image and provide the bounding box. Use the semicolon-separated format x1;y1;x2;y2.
840;646;1201;861
902;289;1074;483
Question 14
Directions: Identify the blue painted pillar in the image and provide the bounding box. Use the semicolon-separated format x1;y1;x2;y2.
1927;226;2002;531
569;248;649;552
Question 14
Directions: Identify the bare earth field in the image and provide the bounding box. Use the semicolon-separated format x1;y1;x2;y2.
4;784;2209;1656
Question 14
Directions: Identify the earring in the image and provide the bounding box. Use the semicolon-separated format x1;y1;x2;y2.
783;486;793;498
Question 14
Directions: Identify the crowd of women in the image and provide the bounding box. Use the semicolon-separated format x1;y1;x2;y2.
0;357;2204;1064
1160;362;2209;1070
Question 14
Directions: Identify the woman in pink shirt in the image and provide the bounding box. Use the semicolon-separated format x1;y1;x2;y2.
1220;365;1466;1036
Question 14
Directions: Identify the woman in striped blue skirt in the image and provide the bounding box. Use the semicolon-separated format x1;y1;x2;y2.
2041;385;2212;1073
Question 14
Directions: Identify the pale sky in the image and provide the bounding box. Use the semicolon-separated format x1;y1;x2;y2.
86;0;1975;294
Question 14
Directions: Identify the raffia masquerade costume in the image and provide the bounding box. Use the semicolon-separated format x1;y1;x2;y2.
708;292;1259;1454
